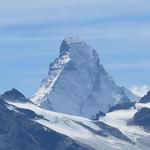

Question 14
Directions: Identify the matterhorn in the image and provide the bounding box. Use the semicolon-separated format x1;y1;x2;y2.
31;37;139;118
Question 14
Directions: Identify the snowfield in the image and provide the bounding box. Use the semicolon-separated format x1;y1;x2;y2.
100;102;150;150
7;101;150;150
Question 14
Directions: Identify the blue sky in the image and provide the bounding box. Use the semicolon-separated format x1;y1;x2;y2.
0;0;150;97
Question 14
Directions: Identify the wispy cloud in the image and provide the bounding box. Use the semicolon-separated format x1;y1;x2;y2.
0;0;150;44
131;85;149;97
0;0;150;25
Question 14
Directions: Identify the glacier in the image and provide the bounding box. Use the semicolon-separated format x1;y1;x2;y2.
6;98;150;150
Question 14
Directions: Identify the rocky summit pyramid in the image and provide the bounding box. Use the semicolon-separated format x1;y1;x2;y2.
31;37;139;118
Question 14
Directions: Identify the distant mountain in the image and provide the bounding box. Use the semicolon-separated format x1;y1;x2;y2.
1;88;28;102
140;91;150;103
31;37;140;118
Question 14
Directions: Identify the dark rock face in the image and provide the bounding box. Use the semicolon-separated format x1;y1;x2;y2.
1;88;28;102
92;111;106;121
140;91;150;103
109;102;135;112
0;98;94;150
15;108;40;119
60;39;70;57
133;107;150;128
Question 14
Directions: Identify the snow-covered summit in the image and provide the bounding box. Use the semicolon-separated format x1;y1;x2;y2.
60;36;97;60
64;36;81;43
31;37;140;118
60;36;82;56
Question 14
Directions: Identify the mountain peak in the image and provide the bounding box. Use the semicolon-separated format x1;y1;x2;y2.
60;36;88;57
1;88;27;102
59;37;100;69
64;36;81;43
31;38;139;118
140;90;150;103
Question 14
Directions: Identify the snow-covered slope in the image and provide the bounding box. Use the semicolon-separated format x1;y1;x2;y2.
31;37;140;118
0;88;148;150
100;102;150;150
0;99;94;150
7;100;144;150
